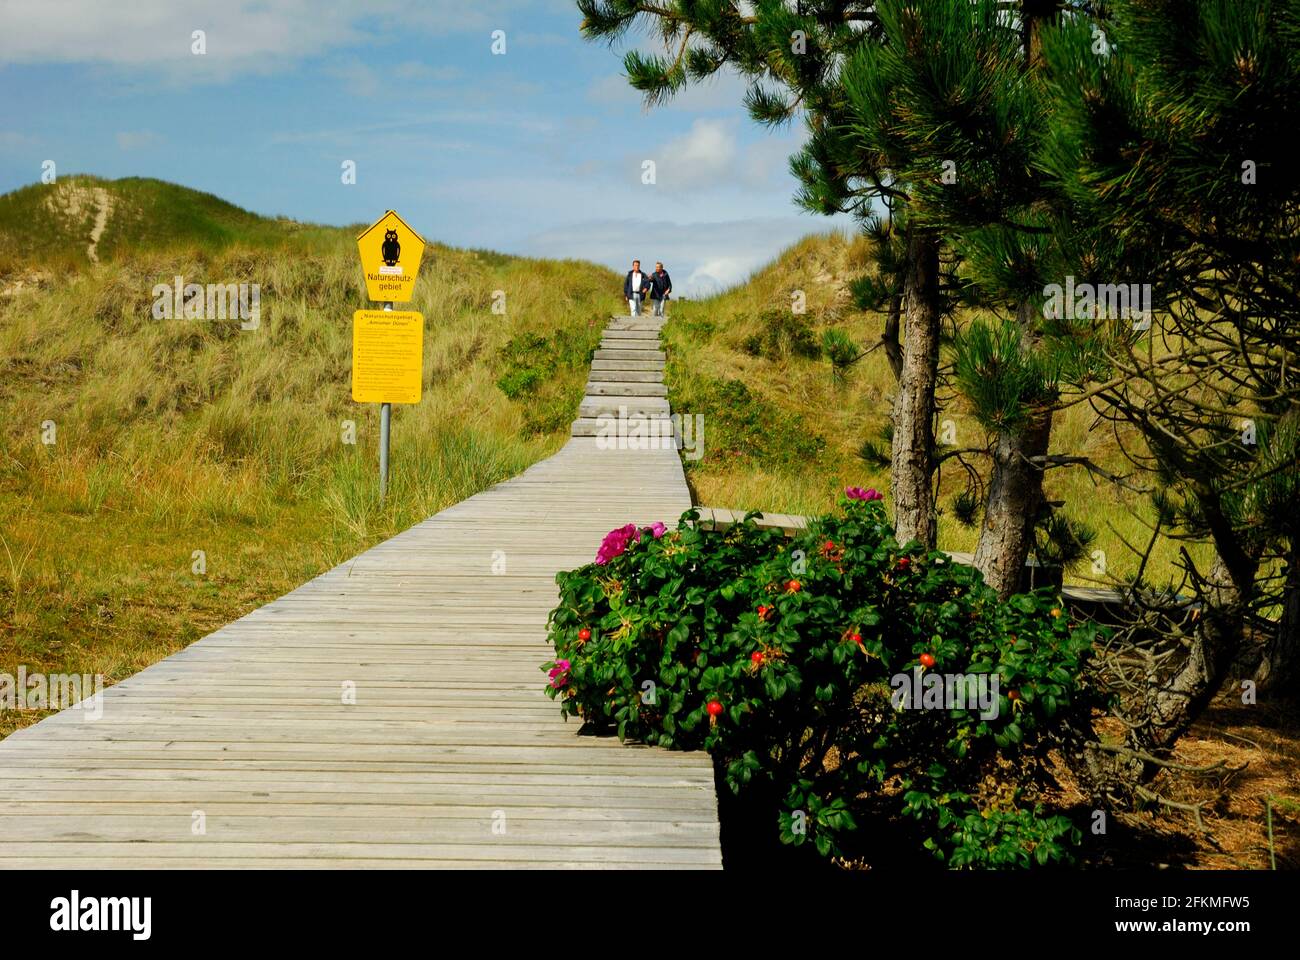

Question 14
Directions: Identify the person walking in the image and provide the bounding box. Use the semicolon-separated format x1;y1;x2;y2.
624;259;650;316
648;261;672;317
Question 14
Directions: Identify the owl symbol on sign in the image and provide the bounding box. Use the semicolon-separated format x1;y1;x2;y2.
381;228;401;266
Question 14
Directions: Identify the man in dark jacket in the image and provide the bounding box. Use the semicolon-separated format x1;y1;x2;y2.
648;262;672;317
624;259;650;316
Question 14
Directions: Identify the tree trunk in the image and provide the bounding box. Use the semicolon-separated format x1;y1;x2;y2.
973;302;1052;598
1074;552;1256;800
890;228;941;549
1254;534;1299;690
973;411;1052;598
1143;554;1253;752
882;293;903;382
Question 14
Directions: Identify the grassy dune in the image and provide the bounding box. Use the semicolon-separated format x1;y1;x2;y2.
666;231;1213;588
0;175;339;273
0;176;612;736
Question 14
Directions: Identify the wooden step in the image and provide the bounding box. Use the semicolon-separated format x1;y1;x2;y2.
586;382;669;397
571;417;677;440
581;393;671;407
579;400;672;419
590;359;665;372
594;349;667;361
599;340;665;352
606;317;665;329
602;329;661;340
588;369;664;383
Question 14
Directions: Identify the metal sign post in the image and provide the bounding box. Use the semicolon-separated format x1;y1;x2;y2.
379;301;393;502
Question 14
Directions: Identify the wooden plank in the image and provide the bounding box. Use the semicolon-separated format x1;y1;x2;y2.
586;382;670;396
0;767;716;787
588;370;666;382
589;360;665;371
593;349;666;361
570;418;677;440
0;802;716;819
0;816;720;846
0;842;721;865
2;858;706;870
692;506;809;537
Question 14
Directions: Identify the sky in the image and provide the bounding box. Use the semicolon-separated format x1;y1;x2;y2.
0;0;855;295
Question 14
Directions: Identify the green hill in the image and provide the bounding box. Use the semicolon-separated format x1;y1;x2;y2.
0;175;349;275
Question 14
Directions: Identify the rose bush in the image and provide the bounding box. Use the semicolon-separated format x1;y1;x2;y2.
543;492;1099;867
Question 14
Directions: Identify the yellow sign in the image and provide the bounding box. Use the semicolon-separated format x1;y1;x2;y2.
356;210;426;302
352;310;424;404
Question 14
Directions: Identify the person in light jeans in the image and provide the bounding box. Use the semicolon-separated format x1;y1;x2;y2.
648;261;672;317
624;259;650;316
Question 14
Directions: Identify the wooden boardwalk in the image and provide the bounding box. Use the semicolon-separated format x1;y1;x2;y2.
0;314;721;869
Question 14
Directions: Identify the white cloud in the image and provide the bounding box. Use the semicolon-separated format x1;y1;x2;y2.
115;130;164;151
0;1;360;71
687;257;756;293
0;0;547;78
650;118;738;192
325;57;463;98
622;118;801;195
0;131;39;151
267;110;558;148
740;134;800;186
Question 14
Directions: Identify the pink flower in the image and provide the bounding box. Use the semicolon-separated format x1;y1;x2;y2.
548;659;571;689
594;522;666;564
845;486;883;502
595;523;641;565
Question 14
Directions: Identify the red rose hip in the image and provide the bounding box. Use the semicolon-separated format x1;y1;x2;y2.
578;628;591;641
706;700;723;717
919;652;936;668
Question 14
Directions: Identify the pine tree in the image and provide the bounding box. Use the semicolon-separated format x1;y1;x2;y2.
837;0;1117;597
1039;0;1300;734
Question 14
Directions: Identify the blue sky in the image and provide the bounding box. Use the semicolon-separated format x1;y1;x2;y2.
0;0;853;294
